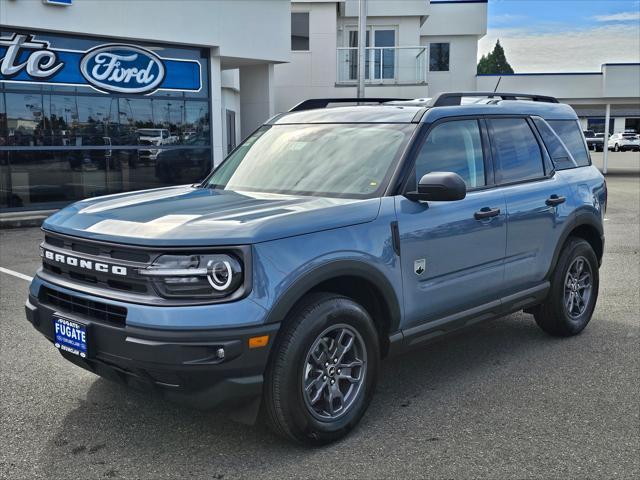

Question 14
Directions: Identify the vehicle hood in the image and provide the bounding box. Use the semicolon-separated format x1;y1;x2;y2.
43;185;381;247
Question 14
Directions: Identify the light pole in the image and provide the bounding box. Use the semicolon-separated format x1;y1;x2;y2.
357;0;367;99
603;103;611;174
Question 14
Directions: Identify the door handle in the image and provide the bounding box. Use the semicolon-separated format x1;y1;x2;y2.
474;207;501;220
546;195;566;207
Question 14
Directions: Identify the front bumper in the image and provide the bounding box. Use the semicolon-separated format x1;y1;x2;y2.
25;290;279;413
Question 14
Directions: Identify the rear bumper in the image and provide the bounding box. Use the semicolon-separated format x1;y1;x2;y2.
25;293;279;412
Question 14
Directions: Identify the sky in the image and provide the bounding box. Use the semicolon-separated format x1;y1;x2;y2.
479;0;640;72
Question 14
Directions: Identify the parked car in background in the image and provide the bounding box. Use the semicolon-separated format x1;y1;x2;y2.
608;131;640;152
137;128;176;163
583;130;603;152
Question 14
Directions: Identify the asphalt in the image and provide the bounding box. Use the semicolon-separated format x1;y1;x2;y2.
1;152;638;479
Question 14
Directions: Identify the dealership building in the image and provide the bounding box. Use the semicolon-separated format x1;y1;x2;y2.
0;0;290;213
1;0;639;217
477;64;640;135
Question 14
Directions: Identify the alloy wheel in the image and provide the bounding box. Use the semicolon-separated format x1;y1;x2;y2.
302;324;367;421
564;256;593;318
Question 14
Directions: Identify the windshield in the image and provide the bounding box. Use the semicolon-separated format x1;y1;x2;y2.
205;123;415;198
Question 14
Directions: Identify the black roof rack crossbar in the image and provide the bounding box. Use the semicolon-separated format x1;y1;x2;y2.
431;92;559;107
289;98;408;112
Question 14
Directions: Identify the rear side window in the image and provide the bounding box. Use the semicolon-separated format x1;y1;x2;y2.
413;119;486;189
547;120;590;167
532;117;577;170
488;118;544;184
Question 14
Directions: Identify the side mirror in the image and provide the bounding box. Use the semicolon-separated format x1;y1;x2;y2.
405;171;467;202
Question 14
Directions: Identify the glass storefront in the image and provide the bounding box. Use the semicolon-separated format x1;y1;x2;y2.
0;29;212;211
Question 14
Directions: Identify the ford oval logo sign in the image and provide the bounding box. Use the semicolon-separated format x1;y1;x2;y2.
80;44;165;94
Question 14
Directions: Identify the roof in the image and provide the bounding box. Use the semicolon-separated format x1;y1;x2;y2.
270;96;578;125
423;100;579;122
270;105;425;124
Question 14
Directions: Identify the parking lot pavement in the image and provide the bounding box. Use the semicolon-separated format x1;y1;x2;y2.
1;154;638;479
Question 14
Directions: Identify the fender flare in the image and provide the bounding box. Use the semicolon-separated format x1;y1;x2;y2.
263;259;402;333
546;209;604;279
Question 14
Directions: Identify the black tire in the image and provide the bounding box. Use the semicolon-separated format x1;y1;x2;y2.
263;293;379;445
534;237;599;337
614;143;620;152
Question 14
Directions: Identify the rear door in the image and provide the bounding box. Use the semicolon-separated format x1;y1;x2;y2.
395;118;507;329
487;117;573;294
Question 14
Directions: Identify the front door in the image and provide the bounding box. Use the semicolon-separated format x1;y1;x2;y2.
395;119;507;330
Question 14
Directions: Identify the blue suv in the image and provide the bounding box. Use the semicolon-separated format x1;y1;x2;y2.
26;93;606;445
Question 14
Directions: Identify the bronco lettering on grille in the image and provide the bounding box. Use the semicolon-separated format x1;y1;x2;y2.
43;249;127;276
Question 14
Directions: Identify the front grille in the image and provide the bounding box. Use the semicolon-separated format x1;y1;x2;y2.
41;232;153;295
44;234;150;263
40;286;127;325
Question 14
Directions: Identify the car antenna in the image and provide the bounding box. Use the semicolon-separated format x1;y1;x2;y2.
493;76;502;93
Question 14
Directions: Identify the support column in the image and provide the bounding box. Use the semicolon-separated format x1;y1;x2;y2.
209;50;225;167
603;103;611;174
239;64;275;140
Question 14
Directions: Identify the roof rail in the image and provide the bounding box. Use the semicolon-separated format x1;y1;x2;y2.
431;92;559;107
289;98;408;112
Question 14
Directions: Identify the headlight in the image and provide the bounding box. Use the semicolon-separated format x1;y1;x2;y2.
139;254;243;299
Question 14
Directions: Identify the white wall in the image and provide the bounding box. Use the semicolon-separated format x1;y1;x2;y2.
421;2;487;36
0;0;290;65
603;64;640;99
344;0;430;18
421;35;479;94
274;3;433;112
476;73;605;99
274;2;338;113
240;64;275;138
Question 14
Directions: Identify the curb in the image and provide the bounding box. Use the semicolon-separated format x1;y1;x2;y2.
0;210;57;229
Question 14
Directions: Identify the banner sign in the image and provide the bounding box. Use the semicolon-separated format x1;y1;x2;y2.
0;33;202;95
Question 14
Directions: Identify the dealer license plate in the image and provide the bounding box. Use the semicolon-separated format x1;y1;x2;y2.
53;317;88;358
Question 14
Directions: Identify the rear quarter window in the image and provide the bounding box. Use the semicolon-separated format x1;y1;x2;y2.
532;117;577;171
547;120;590;167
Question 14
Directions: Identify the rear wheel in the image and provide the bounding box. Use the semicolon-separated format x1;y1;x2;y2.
264;293;379;445
534;237;599;337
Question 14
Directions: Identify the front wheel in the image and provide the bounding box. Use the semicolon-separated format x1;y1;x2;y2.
614;143;620;152
264;293;379;445
534;237;599;337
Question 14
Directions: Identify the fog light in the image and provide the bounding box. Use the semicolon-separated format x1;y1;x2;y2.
216;347;225;359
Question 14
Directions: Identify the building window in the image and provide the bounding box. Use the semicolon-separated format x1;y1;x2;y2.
226;110;236;154
586;118;615;135
0;28;212;212
625;118;640;133
429;43;450;72
291;12;310;51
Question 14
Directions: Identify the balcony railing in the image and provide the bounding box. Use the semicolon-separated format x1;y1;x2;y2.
336;46;428;85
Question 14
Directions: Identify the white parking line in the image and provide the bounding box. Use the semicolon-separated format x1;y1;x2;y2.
0;267;33;282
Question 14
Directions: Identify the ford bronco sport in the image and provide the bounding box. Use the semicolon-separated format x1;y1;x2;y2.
26;92;606;445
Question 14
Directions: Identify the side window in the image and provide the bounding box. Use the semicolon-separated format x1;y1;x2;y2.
532;117;577;170
488;118;544;184
547;120;590;167
414;120;485;189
